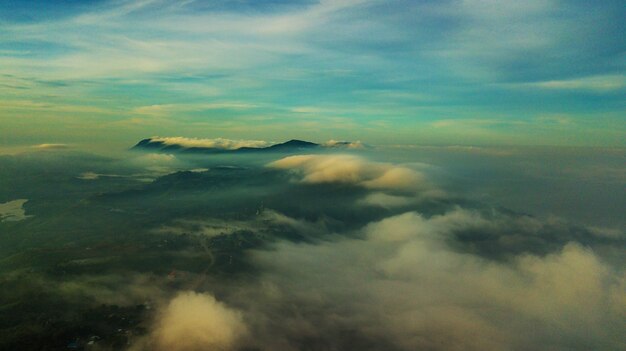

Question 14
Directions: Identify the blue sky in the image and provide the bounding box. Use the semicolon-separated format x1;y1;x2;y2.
0;0;624;149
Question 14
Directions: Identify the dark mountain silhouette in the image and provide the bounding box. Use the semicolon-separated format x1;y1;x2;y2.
132;138;320;154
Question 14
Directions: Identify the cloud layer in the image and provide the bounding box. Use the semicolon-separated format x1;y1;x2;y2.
134;207;625;351
235;210;626;351
2;148;624;351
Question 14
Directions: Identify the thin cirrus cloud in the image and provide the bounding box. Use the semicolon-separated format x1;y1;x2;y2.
131;103;257;116
521;75;626;91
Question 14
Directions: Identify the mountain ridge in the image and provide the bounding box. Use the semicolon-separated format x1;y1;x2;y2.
132;138;322;154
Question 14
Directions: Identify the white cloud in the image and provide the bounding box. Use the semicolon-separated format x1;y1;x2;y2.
154;209;328;240
154;218;256;238
588;226;625;239
524;75;626;91
358;192;414;208
0;199;33;222
77;171;100;180
268;154;436;193
77;171;130;180
140;291;247;351
243;209;625;351
124;153;181;177
150;137;271;150
31;143;71;150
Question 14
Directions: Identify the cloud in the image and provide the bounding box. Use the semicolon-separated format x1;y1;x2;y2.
76;171;130;180
118;153;184;179
358;192;414;208
132;103;257;117
77;171;100;180
149;137;272;150
31;143;70;150
139;291;247;351
154;218;257;238
0;100;112;115
154;209;329;241
588;226;625;239
268;154;436;193
135;153;177;162
2;147;623;351
0;199;33;222
522;75;626;91
240;210;625;351
56;273;168;306
1;0;623;148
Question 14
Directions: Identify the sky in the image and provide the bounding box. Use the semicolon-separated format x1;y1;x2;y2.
0;0;625;150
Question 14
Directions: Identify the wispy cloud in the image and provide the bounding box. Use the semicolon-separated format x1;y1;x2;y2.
0;0;624;147
0;100;114;114
32;143;71;150
522;75;626;91
131;102;258;116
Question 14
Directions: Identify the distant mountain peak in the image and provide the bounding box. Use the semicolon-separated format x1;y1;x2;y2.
132;137;319;154
131;137;365;154
268;139;319;148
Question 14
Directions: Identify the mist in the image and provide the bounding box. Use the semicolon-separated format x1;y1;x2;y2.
0;143;623;350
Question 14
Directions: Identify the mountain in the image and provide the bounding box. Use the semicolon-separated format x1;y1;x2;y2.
132;138;320;154
266;139;319;150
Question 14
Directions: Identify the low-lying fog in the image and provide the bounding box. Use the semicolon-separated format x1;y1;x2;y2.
0;141;624;351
